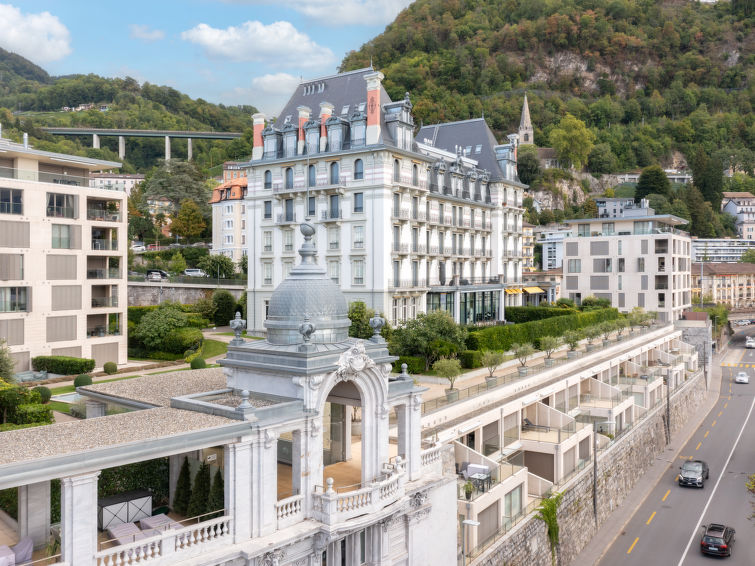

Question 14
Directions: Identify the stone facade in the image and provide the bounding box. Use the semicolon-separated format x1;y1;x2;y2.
128;282;245;306
473;369;707;566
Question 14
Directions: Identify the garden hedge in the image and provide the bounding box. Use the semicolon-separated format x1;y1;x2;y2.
161;327;203;354
469;308;619;351
460;350;483;369
12;403;53;425
391;356;425;375
503;306;576;324
31;356;95;375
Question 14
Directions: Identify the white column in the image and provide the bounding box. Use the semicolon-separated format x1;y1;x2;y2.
118;135;125;159
225;439;253;543
18;481;50;549
165;136;171;160
85;399;106;419
92;133;100;149
251;433;277;537
61;472;100;566
187;138;193;161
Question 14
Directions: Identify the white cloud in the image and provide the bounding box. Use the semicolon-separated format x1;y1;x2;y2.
129;24;165;42
224;73;301;115
181;21;334;69
0;4;71;63
221;0;414;26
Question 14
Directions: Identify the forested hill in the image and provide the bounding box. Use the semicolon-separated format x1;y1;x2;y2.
0;51;257;173
341;0;754;174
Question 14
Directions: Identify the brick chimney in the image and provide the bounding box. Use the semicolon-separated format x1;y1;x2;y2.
319;102;334;153
297;106;311;155
364;71;384;145
252;113;266;160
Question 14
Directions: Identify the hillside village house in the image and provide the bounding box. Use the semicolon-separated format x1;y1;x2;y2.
720;191;755;239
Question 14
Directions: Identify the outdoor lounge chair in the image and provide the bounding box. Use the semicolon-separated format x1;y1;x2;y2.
11;536;33;564
522;418;550;432
107;522;146;545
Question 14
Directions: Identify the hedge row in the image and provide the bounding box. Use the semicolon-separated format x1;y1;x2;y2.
31;356;95;375
162;327;203;354
460;350;483;369
503;306;575;324
391;356;425;375
469;308;619;351
128;306;210;329
13;404;53;425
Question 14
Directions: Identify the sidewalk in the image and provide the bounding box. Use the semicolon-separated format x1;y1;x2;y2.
570;343;726;566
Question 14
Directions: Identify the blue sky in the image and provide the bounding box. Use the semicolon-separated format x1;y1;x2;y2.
0;1;413;114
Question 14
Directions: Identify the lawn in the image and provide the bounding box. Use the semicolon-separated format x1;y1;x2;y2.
213;330;262;339
47;400;73;414
202;339;228;359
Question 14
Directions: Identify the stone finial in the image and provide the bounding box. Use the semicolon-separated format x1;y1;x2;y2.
398;363;411;381
238;390;252;410
369;315;385;343
298;222;317;265
326;477;335;494
299;315;315;343
229;311;247;346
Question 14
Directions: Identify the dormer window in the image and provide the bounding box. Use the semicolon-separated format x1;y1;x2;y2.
341;105;350;115
357;102;366;112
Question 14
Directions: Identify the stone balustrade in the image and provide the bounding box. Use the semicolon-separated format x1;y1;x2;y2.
275;494;304;529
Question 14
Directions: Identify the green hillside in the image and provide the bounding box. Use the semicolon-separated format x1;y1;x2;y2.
0;53;257;173
341;0;754;175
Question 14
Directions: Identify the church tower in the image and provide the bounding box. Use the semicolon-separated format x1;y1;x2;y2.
518;93;534;145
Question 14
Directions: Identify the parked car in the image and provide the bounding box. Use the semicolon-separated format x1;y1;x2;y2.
700;523;735;557
735;371;749;384
678;459;709;488
145;269;169;281
131;245;146;253
746;339;755;349
168;243;183;249
184;268;207;277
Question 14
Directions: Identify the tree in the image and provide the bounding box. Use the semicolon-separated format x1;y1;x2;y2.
212;290;237;327
740;249;755;264
582;198;598;218
169;252;187;274
433;358;462;390
154;212;167;246
143;160;211;216
171;199;206;241
198;254;236;279
691;148;724;211
587;143;619;175
173;456;192;516
517;145;541;185
390;311;467;371
208;469;224;518
481;350;506;378
238;254;248;276
0;340;15;381
549;113;595;169
539;336;562;359
512;343;536;366
186;461;211;518
563;330;583;351
635;165;671;203
133;303;188;350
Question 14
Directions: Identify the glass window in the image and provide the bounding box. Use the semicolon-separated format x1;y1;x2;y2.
285;168;294;189
263;200;272;219
602;222;615;235
328;260;340;284
283;229;294;251
52;224;72;249
352;259;365;285
353;225;364;249
328;226;339;250
412;164;419;186
567;259;580;273
283;261;293;278
47;193;76;218
263;231;272;252
263;263;272;285
577;223;590;237
637;257;645;272
0;287;28;312
264;170;272;189
0;188;22;215
354;192;364;213
393;159;400;182
354;159;364;180
308;164;316;188
330;162;339;184
308;196;316;217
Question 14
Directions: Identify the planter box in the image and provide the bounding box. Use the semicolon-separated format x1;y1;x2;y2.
445;389;459;403
518;366;528;377
567;350;578;359
586;344;596;352
544;358;555;368
485;376;498;388
602;340;611;348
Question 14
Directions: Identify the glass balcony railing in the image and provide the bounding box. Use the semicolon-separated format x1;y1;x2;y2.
87;268;121;279
87;208;122;222
91;239;118;250
91;296;118;308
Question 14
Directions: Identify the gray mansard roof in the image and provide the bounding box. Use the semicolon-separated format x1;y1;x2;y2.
416;118;506;181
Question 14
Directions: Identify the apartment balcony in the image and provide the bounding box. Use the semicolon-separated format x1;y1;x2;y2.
91;296;118;308
87;268;121;280
262;244;273;254
328;242;340;251
392;243;409;255
413;244;427;255
276;213;297;225
388;278;426;290
411;211;427;223
352;241;365;251
91;238;118;251
321;209;343;222
392;208;410;221
428;213;440;224
1;164;93;187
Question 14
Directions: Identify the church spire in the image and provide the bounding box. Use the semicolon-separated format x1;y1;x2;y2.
518;93;534;145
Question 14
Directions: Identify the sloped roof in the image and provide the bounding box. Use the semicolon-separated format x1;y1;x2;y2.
519;93;532;131
693;262;755;276
415;118;505;180
722;192;755;199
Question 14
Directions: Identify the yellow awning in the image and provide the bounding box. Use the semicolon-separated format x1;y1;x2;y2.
505;288;523;294
524;286;545;294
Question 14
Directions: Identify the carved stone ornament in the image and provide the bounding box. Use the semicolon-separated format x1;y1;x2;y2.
381;513;404;532
261;549;285;566
408;506;431;525
411;395;423;411
410;490;428;508
308;374;324;390
376;403;389;420
335;341;375;381
264;429;278;448
310;419;321;438
313;532;329;553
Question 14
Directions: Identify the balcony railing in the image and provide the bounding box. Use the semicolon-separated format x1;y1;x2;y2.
321;209;342;221
91;296;118;308
388;278;426;289
0;164;92;187
87;268;121;279
276;213;296;224
91;239;118;251
87;209;121;222
47;206;75;218
87;327;120;338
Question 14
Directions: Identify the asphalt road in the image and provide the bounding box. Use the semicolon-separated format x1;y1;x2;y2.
598;331;755;565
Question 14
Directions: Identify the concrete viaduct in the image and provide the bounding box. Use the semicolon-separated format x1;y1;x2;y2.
40;127;243;161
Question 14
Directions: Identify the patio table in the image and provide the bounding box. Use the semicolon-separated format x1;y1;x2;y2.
0;546;14;566
140;513;182;532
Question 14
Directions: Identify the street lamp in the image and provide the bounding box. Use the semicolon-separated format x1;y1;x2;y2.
461;519;480;566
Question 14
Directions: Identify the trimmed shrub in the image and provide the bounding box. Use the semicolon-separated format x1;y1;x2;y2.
32;386;51;404
185;315;212;329
127;305;160;325
161;327;203;354
73;374;93;387
208;469;224;518
190;357;207;369
470;309;619;352
32;356;95;375
460;350;483;369
212;290;237;327
187;462;211;518
103;362;118;375
391;356;425;375
12;403;53;425
504;306;575;324
173;457;192;516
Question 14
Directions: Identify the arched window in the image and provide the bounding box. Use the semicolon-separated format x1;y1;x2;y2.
285;167;294;190
308;164;317;188
264;170;272;190
393;159;400;182
412;164;418;186
330;162;339;184
354;159;364;180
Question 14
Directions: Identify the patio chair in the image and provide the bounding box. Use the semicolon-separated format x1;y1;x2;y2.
11;536;33;564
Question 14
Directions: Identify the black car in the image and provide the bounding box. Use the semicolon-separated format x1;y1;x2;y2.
145;269;169;281
679;459;709;488
700;523;735;557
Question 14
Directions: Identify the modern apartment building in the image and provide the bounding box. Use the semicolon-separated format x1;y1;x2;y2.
534;225;572;271
210;162;248;263
561;215;692;321
0;135;127;371
693;262;755;308
240;68;526;332
594;197;652;218
692;237;755;263
720;191;755;239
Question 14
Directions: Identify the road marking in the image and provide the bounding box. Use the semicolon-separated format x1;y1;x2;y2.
676;395;755;566
627;537;639;554
724;403;728;408
718;411;723;416
662;489;670;502
712;420;716;427
646;511;656;525
704;430;709;438
728;396;732;400
695;441;701;451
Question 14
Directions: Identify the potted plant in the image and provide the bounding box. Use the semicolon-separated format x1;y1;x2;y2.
614;318;628;338
584;326;602;352
464;480;474;500
512;343;536;376
434;358;462;403
539;336;562;367
599;321;615;347
563;330;583;359
481;350;506;387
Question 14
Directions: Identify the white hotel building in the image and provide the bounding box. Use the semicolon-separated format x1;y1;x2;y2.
235;68;525;333
0;135;127;371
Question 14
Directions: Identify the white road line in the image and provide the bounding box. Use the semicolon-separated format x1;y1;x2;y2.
676;395;755;566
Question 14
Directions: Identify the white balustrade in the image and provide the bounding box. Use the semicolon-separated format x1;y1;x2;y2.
275;494;304;528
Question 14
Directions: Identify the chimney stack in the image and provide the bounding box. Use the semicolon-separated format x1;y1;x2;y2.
252;113;266;160
23;133;28;148
297;106;311;155
364;71;384;145
319;102;334;153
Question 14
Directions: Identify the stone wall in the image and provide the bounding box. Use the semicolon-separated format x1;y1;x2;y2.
128;283;245;306
473;369;707;566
